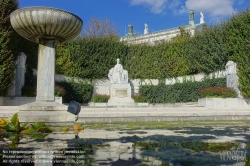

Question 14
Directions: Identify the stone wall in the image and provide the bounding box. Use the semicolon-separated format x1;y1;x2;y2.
54;70;226;96
198;98;249;108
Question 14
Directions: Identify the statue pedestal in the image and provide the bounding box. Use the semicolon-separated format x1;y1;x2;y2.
108;83;135;106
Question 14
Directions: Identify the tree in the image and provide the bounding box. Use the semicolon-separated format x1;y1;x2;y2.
0;0;19;96
171;26;191;43
83;16;119;38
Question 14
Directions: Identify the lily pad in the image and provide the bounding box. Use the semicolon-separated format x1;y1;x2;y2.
6;122;18;132
0;119;9;129
31;122;47;130
0;129;7;136
23;133;48;140
10;113;20;132
20;128;39;135
62;127;69;133
37;126;53;133
7;134;20;148
20;122;29;131
31;122;53;133
9;142;18;148
73;124;84;134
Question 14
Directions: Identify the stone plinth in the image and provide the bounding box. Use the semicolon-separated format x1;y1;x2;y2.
18;102;75;123
108;84;135;106
198;98;249;108
18;110;75;124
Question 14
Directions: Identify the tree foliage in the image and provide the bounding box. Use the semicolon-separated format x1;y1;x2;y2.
56;37;127;79
83;16;119;38
0;0;18;96
223;9;250;98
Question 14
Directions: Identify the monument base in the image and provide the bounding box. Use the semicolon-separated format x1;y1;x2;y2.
198;98;249;108
108;83;135;106
18;101;75;123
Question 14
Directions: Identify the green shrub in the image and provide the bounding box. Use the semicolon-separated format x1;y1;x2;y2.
200;86;237;98
21;85;67;97
55;85;66;97
139;78;226;103
21;85;36;97
21;67;37;97
93;94;110;103
132;95;147;103
56;79;93;103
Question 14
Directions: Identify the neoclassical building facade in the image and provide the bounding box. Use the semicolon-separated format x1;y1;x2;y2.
120;10;206;45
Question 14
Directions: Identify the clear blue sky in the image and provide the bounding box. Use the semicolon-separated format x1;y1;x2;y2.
19;0;249;37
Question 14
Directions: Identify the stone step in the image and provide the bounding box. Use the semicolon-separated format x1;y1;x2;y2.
0;105;249;124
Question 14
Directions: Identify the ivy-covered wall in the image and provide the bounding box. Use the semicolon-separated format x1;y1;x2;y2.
0;0;19;96
0;0;38;96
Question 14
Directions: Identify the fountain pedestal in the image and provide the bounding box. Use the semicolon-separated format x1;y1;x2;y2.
36;39;56;102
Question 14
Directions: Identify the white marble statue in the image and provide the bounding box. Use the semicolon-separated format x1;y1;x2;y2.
144;23;149;34
108;59;134;106
108;58;128;84
225;61;242;98
225;61;237;74
200;11;205;24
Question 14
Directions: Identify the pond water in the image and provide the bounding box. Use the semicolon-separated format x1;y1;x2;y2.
1;126;250;166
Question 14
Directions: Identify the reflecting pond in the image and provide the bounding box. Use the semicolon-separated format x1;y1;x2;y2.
1;125;250;166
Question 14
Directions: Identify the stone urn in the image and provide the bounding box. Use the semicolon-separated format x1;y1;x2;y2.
10;7;82;110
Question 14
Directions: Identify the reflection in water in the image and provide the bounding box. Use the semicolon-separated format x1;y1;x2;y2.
0;126;250;165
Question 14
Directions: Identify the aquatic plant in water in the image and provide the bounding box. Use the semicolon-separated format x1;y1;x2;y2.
0;113;54;148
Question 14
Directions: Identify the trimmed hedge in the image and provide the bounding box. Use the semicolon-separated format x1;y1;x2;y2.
22;77;93;103
132;95;147;103
56;37;127;79
93;94;110;103
139;78;226;103
56;79;93;103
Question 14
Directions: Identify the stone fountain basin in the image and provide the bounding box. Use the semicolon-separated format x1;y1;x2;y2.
10;7;82;43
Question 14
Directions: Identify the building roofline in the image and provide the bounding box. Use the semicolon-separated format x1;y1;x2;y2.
120;23;205;39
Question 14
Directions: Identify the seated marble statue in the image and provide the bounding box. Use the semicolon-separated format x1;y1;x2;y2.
108;58;128;84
